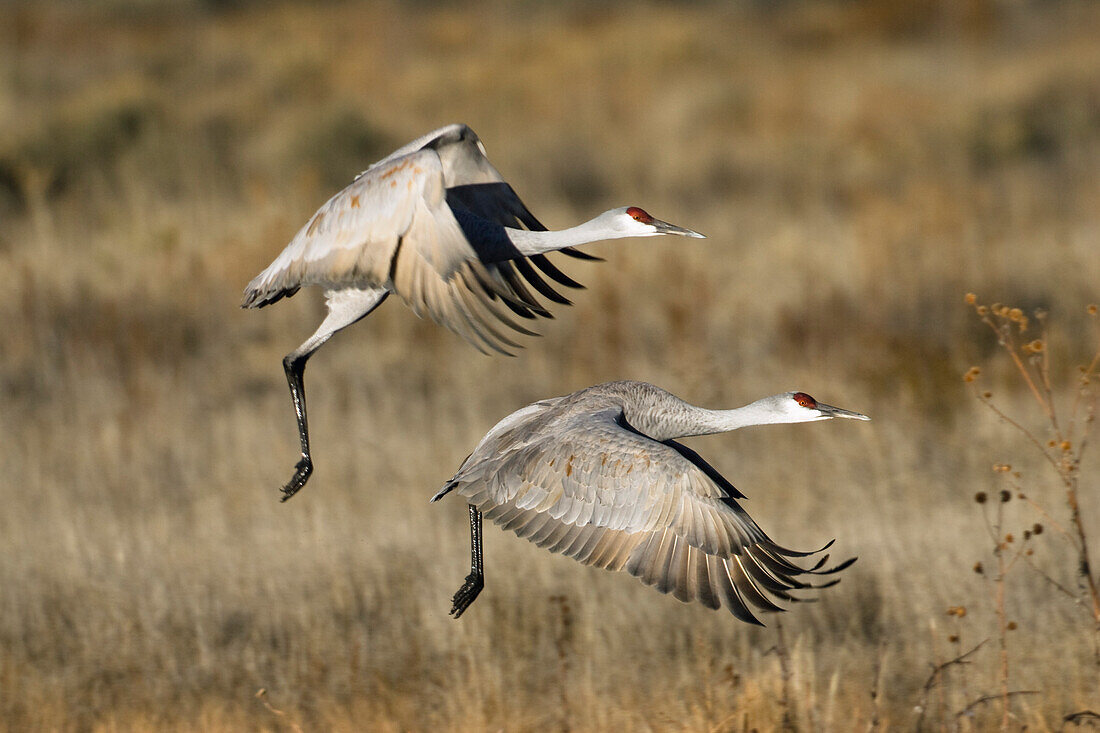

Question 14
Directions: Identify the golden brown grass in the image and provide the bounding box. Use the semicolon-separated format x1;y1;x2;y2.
3;1;1100;730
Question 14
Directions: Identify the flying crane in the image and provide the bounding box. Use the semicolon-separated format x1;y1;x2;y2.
432;380;869;623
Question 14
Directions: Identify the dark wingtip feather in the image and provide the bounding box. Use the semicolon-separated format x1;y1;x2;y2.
819;556;858;575
770;537;836;558
530;255;586;290
731;604;766;626
559;247;604;262
494;262;554;318
512;258;573;305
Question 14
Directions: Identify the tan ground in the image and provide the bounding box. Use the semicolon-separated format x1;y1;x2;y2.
3;1;1099;730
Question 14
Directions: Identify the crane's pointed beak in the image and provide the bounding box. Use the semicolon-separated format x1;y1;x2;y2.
652;218;705;238
817;402;871;421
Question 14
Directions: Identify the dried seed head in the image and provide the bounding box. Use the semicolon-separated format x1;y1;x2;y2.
1048;440;1057;448
965;293;977;305
948;634;960;643
1024;530;1031;540
1032;523;1043;535
991;302;1004;314
1007;621;1017;631
1005;533;1014;543
1060;441;1072;452
1088;304;1098;316
975;491;988;504
982;391;993;399
977;305;989;316
1009;308;1023;321
1028;340;1044;352
973;561;983;574
1000;489;1011;503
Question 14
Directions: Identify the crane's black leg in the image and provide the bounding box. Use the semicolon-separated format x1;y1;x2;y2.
273;288;388;502
450;504;484;618
280;352;313;501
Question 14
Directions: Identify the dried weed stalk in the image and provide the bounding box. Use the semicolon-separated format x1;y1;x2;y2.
964;296;1100;635
768;618;798;733
959;296;1100;728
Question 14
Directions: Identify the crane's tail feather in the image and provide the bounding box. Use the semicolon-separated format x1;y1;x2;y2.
241;285;300;309
430;480;459;503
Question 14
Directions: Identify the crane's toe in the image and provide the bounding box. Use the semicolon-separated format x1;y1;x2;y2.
449;571;484;618
279;458;313;502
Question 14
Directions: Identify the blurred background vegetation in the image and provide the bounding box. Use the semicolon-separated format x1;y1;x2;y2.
2;0;1099;730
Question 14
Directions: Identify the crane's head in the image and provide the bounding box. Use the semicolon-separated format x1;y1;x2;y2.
598;207;705;239
750;392;871;425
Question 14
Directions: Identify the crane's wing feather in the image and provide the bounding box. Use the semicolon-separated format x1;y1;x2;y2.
242;150;542;353
242;124;597;353
441;406;848;621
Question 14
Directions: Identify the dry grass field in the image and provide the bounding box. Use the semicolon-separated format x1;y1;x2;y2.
3;1;1100;730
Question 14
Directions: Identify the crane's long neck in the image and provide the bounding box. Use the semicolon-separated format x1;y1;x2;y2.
503;219;626;257
629;400;781;442
452;208;628;263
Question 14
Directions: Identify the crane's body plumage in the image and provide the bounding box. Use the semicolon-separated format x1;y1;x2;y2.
434;381;869;623
243;124;703;501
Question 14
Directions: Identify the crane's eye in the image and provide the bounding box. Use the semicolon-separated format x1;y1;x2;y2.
793;392;817;408
626;207;651;223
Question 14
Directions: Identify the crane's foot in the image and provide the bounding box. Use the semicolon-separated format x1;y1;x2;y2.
279;457;312;502
449;571;484;619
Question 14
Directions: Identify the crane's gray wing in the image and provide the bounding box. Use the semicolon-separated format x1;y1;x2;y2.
438;407;851;624
241;148;558;354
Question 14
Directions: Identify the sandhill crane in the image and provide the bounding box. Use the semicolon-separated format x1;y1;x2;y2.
242;124;704;502
431;380;869;623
